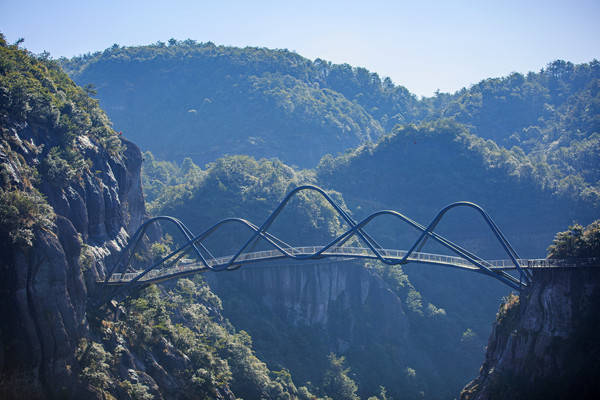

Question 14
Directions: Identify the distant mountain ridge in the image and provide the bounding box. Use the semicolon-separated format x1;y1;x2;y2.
61;40;424;167
438;60;600;196
61;42;599;198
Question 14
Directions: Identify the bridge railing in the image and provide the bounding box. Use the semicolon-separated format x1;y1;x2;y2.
105;248;599;284
106;246;487;283
105;247;457;283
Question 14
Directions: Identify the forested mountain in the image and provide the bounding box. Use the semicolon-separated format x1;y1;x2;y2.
37;38;600;206
439;61;599;148
317;119;598;234
62;44;599;199
436;60;600;194
61;40;424;167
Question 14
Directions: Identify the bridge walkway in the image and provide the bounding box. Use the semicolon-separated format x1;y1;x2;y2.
100;246;567;286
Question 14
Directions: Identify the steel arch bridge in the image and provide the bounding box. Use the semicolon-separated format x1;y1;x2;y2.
99;184;566;303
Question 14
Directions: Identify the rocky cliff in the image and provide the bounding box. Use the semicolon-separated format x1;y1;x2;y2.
207;261;486;399
0;117;145;397
0;38;239;399
0;37;147;397
461;267;600;400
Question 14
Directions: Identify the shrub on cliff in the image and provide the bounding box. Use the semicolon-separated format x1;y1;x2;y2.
547;220;600;258
0;187;54;247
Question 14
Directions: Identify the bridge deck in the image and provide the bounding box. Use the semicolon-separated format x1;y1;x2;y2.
100;246;572;286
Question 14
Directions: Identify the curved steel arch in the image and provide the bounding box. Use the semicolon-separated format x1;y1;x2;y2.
103;185;530;303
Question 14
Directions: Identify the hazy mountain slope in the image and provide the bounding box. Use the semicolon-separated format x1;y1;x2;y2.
60;41;425;167
441;60;599;147
438;60;600;192
317;119;598;253
62;43;599;194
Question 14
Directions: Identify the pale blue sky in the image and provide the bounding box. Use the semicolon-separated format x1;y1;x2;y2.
1;0;598;97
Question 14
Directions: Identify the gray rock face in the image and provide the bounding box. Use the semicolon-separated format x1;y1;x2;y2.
206;261;466;398
0;122;145;398
209;261;410;344
0;121;238;399
461;268;600;400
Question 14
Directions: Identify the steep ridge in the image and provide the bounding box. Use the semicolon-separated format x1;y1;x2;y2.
0;37;145;396
461;221;600;399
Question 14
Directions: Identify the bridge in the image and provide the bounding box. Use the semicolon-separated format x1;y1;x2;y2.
100;185;587;300
105;246;569;285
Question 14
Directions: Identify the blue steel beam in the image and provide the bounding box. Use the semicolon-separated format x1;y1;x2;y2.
103;185;530;303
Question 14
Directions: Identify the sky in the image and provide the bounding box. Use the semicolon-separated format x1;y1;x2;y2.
1;0;598;97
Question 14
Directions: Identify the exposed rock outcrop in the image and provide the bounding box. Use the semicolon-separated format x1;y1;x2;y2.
207;261;484;399
0;120;146;397
209;261;411;348
0;121;236;399
461;268;600;400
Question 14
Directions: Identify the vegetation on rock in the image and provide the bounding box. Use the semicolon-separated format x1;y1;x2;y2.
547;220;600;259
0;33;124;248
82;278;318;399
